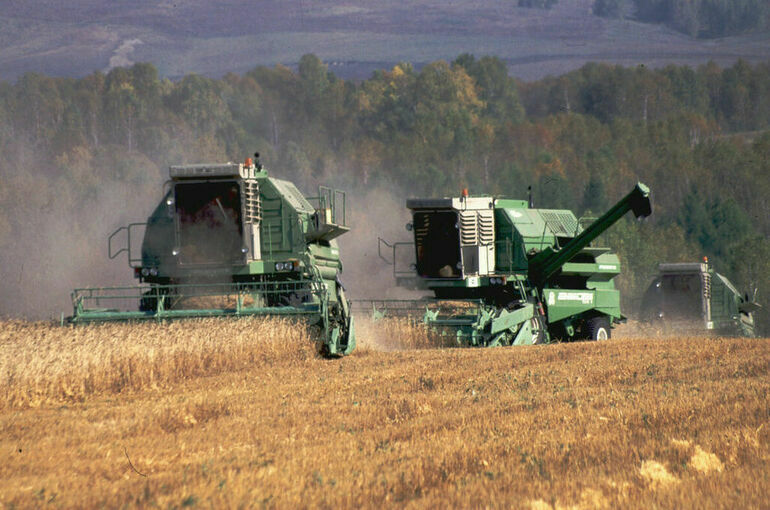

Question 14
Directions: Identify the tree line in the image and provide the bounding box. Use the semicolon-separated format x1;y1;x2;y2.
594;0;769;38
514;0;766;38
0;55;768;331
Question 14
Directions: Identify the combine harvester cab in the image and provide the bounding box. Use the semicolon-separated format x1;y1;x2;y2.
640;260;760;338
374;183;651;346
71;156;355;356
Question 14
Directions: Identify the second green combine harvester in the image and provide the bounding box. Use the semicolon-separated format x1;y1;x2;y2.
377;183;652;346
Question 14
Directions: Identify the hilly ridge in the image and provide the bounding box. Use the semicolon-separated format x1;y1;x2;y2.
1;0;768;81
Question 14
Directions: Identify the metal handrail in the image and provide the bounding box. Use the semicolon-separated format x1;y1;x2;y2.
378;238;415;277
377;237;396;265
108;222;146;267
309;186;347;227
334;188;346;225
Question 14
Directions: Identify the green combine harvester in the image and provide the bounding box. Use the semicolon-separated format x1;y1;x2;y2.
640;260;760;337
70;155;355;356
372;183;652;346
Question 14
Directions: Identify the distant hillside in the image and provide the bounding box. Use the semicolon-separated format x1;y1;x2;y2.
0;0;768;81
629;0;770;38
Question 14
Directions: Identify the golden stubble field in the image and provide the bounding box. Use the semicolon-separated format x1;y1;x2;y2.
0;318;768;508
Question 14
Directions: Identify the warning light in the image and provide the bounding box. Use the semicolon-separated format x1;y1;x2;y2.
461;188;469;198
245;157;253;167
703;256;709;265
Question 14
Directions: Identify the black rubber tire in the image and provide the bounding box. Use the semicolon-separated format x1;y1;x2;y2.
585;316;611;341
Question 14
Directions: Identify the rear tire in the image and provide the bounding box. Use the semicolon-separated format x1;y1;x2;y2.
585;316;611;341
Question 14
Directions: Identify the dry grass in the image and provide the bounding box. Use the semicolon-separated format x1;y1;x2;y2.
1;318;768;508
356;317;456;351
0;318;316;409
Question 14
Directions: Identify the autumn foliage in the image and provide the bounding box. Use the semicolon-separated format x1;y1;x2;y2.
1;56;769;331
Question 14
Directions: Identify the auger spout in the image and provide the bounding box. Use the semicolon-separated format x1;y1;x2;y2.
528;183;651;288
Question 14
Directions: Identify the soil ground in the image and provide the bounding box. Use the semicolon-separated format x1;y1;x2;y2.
1;318;768;508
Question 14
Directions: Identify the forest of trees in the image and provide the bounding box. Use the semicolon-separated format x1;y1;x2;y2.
0;55;768;332
518;0;559;8
595;0;769;37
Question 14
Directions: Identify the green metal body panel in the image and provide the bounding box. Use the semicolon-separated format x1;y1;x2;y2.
543;288;622;323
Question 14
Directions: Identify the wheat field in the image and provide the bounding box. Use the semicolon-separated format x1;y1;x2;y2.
1;317;768;508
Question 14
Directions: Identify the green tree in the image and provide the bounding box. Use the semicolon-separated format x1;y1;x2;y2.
452;54;525;124
593;0;626;18
103;67;141;150
518;0;559;8
248;64;302;151
12;73;65;146
298;54;331;119
166;74;231;138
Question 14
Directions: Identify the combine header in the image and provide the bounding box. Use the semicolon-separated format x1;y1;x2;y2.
375;183;652;346
71;156;355;356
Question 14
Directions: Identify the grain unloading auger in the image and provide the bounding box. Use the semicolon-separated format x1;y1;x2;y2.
369;183;651;346
70;156;355;356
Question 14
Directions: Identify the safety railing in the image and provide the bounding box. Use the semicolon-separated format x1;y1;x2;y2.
108;223;147;268
378;237;415;279
70;278;328;323
308;186;347;226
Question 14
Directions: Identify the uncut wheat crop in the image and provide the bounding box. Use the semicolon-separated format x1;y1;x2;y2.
1;318;768;508
0;318;317;409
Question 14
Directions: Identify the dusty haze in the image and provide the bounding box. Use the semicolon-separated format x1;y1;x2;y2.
0;157;424;318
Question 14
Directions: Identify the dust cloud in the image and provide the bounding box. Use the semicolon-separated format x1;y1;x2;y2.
0;160;165;320
336;185;427;302
0;157;426;319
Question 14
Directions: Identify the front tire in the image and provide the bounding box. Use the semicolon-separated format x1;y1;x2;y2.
585;316;611;341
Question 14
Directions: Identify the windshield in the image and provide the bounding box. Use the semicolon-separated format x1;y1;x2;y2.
175;180;243;265
413;211;461;278
660;273;703;320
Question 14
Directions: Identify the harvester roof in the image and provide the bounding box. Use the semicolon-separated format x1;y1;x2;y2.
658;262;708;274
169;162;267;180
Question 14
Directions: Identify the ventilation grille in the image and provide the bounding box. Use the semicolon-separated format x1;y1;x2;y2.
540;211;578;237
459;210;494;246
460;211;476;245
702;272;711;300
244;180;261;224
478;211;494;245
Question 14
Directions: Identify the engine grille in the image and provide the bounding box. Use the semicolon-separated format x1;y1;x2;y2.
459;210;495;246
540;210;578;237
243;180;261;224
